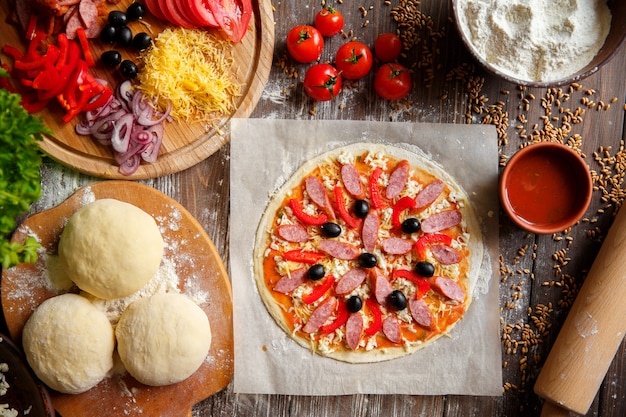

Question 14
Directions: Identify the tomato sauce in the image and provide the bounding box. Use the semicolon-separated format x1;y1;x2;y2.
505;150;584;226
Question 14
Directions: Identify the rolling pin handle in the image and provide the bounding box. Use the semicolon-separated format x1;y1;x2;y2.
540;401;573;417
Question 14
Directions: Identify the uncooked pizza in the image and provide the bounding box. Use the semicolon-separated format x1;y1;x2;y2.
253;143;483;363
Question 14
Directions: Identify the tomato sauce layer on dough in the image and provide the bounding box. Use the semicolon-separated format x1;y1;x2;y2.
260;149;474;357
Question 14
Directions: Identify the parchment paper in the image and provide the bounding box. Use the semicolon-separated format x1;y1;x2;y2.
230;119;501;396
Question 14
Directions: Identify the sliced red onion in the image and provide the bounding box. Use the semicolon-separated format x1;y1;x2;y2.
111;113;134;153
118;154;141;176
75;80;171;175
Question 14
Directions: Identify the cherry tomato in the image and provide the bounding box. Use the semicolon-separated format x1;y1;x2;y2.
314;6;344;37
374;33;403;62
303;64;342;101
374;63;412;100
335;41;373;80
287;25;324;63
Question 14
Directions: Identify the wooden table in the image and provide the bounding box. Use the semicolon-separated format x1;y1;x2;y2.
5;1;626;416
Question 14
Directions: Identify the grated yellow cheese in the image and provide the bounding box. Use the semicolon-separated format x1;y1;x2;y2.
137;27;240;123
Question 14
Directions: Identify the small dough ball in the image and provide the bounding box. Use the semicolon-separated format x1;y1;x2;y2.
22;293;115;394
58;199;164;300
115;293;212;386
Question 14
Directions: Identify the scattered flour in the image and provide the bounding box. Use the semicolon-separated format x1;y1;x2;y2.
457;0;611;82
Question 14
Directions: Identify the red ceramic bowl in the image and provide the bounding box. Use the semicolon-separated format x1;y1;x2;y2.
499;142;593;234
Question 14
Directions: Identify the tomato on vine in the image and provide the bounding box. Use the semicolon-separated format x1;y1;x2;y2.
335;41;373;80
286;25;324;63
374;63;412;100
303;64;342;101
374;33;403;62
314;6;344;37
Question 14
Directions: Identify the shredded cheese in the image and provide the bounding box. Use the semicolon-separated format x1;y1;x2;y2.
137;27;240;123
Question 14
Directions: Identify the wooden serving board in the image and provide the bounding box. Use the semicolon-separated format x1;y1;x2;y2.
1;181;233;417
0;0;274;179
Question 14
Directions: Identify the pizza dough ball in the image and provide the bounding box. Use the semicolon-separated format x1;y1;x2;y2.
115;293;212;386
22;293;115;394
58;198;164;300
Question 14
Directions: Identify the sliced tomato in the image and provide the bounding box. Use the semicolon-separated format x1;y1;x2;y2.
179;0;215;27
144;0;168;21
189;0;219;27
163;0;196;28
207;0;252;42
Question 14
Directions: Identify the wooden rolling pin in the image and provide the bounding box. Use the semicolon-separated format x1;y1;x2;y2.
534;206;626;416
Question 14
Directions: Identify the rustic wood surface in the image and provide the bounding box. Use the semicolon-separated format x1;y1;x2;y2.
2;0;626;416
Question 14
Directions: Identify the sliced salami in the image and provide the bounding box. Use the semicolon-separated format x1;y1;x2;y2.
64;9;83;39
78;0;101;38
409;296;432;328
385;160;410;199
345;313;363;350
361;210;379;252
303;296;337;333
382;316;401;343
318;240;359;260
277;224;310;243
431;244;461;265
429;276;465;301
273;269;307;294
341;164;364;198
381;237;413;255
415;180;444;209
373;271;393;305
421;209;462;233
335;268;367;295
305;176;332;213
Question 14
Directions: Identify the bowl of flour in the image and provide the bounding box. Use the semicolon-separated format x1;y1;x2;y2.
452;0;626;86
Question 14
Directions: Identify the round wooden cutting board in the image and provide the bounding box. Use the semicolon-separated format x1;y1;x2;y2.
0;0;274;179
1;181;233;417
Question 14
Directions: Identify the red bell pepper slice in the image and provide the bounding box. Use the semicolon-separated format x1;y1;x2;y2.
55;33;69;68
14;44;59;71
333;186;361;229
302;275;335;305
20;93;50;113
32;67;60;91
364;298;382;336
26;14;38;41
369;167;385;209
284;250;325;264
415;233;453;258
2;45;23;61
25;31;45;59
76;28;95;67
289;198;328;226
320;300;349;334
393;269;430;298
82;87;112;112
391;195;416;230
62;85;91;123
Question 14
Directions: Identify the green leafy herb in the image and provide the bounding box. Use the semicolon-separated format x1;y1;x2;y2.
0;68;51;269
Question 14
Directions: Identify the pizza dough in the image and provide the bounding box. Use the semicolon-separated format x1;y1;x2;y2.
58;198;164;300
253;143;484;363
115;292;212;386
22;293;115;394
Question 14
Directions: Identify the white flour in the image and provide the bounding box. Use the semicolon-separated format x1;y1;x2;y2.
457;0;611;82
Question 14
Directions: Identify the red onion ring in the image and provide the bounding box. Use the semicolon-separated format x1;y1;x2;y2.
75;80;171;175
